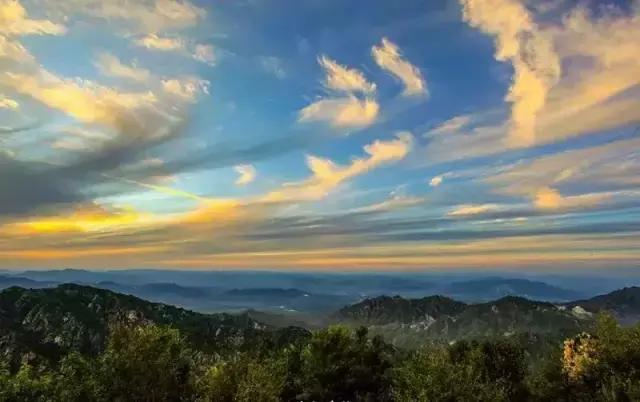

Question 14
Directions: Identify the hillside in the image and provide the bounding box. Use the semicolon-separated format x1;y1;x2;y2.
440;277;583;302
0;284;309;366
566;286;640;324
333;294;593;347
335;295;466;325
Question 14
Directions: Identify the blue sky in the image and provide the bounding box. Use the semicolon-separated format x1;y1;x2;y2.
0;0;639;271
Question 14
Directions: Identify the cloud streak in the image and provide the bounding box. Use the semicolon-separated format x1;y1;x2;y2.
372;38;426;97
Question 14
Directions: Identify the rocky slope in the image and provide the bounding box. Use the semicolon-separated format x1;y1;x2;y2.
0;284;309;366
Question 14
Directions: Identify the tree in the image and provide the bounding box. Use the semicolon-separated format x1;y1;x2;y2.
393;346;508;402
53;352;99;402
194;354;286;402
0;362;56;402
95;324;195;402
299;325;395;402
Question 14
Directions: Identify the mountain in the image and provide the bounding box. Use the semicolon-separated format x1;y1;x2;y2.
224;288;310;299
335;295;466;325
333;294;593;348
0;284;309;366
566;287;640;325
0;275;55;289
440;277;583;302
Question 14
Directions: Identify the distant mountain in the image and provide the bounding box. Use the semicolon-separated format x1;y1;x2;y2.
224;288;310;299
566;287;640;325
0;275;55;289
440;277;584;302
0;284;309;366
335;295;466;325
333;294;593;347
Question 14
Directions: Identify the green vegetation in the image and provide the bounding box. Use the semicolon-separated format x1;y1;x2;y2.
3;285;640;401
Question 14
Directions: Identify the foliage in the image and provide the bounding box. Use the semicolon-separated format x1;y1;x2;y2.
392;339;529;402
3;285;640;402
297;325;396;401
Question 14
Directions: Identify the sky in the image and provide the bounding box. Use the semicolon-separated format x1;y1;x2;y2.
0;0;639;272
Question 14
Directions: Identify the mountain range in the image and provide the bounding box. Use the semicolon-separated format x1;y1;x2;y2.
2;282;640;366
330;287;640;347
3;270;623;316
0;284;309;368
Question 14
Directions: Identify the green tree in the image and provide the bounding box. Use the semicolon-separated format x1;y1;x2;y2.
393;346;507;402
53;352;99;402
95;324;195;402
0;363;56;402
194;354;286;402
299;325;395;402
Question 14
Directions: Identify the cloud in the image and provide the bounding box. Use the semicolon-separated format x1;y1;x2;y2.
94;52;150;82
1;70;157;128
354;194;424;213
318;55;376;94
5;204;151;235
460;0;560;147
534;187;611;211
258;56;286;79
448;203;499;216
135;34;185;51
192;43;215;65
0;0;66;36
134;34;215;65
426;115;472;136
262;132;413;203
234;164;256;186
161;78;209;102
67;0;205;34
299;53;381;130
0;93;18;109
371;37;426;96
429;175;443;187
298;96;379;128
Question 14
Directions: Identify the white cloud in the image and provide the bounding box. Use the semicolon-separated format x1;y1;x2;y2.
135;35;214;66
534;187;611;210
354;194;424;213
135;34;185;51
69;0;205;34
1;69;158;129
0;94;18;109
426;115;472;136
0;0;66;36
318;55;376;94
298;96;379;129
258;56;286;79
460;0;560;147
234;164;256;186
448;204;498;216
192;43;215;65
94;52;150;82
262;133;413;202
372;38;426;96
429;175;443;187
161;78;210;102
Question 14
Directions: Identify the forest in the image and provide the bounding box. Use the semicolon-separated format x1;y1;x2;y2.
1;313;639;402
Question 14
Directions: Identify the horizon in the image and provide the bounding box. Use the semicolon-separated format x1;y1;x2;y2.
1;0;639;272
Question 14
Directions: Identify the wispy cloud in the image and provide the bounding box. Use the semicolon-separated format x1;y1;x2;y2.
234;164;256;186
0;0;66;36
262;133;413;203
299;54;380;129
461;0;560;147
0;94;18;109
298;96;379;128
318;55;376;94
94;52;151;82
372;38;426;97
448;203;499;216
